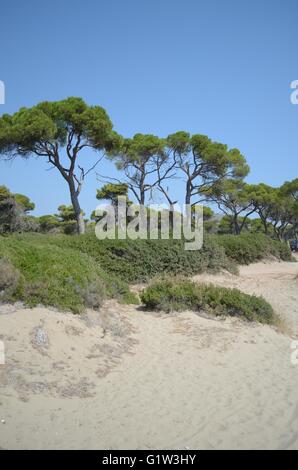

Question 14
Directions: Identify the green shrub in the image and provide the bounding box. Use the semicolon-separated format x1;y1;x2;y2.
0;257;20;295
0;231;291;314
24;233;237;282
214;233;292;264
0;236;137;313
141;278;276;324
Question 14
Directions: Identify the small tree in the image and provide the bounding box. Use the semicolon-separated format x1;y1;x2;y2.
14;194;35;213
166;132;249;206
96;183;129;206
39;214;60;233
0;186;36;233
247;184;277;235
106;134;171;205
0;97;120;234
56;205;79;234
0;186;15;232
204;180;255;235
268;191;298;241
280;179;298;239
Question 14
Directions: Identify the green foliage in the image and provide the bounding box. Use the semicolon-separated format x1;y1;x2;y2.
167;133;249;178
96;183;129;205
215;233;292;264
0;185;36;233
118;134;166;164
0;97;117;156
0;185;12;204
56;205;76;222
38;214;60;232
14;193;35;213
203;180;255;235
141;278;276;324
195;206;217;233
40;232;237;282
244;183;298;241
166;132;249;205
280;178;298;202
0;257;20;295
0;229;293;314
0;186;14;232
0;97;121;234
202;206;214;220
110;133;167;205
0;235;137;313
55;205;77;234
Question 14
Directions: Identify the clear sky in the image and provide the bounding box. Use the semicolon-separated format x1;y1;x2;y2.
0;0;297;217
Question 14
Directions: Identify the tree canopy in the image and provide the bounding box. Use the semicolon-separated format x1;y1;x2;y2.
0;97;120;234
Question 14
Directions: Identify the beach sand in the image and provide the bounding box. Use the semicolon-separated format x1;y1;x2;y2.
0;258;298;449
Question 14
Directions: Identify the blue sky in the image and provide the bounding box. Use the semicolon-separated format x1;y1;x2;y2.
0;0;297;217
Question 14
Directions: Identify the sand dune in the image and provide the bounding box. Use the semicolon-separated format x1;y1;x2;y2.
0;258;298;449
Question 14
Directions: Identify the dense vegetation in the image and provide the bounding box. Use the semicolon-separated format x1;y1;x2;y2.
0;235;137;313
0;97;296;317
0;98;297;240
41;232;238;281
141;278;276;325
0;232;292;314
215;233;292;264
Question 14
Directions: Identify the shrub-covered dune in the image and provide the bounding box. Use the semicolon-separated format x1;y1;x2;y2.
45;232;292;279
0;232;293;314
215;233;292;264
141;278;276;325
46;233;238;281
0;236;137;313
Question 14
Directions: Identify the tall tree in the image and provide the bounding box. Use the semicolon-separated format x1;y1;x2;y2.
0;97;120;234
268;185;298;241
280;178;298;202
268;194;295;241
166;132;249;206
105;134;172;205
204;180;255;235
246;183;277;234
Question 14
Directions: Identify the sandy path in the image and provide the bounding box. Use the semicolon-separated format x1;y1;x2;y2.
0;259;298;449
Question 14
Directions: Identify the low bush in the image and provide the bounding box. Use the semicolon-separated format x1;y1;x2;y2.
0;231;292;314
0;257;20;295
0;237;137;313
35;233;291;279
214;233;292;264
141;278;276;324
26;233;237;282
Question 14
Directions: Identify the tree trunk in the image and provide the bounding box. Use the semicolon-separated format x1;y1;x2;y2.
185;181;192;205
69;182;85;235
259;214;268;235
140;191;145;205
169;203;175;229
233;215;240;235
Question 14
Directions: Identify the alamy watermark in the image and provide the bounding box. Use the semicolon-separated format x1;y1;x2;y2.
94;199;203;250
290;80;298;105
0;80;5;104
